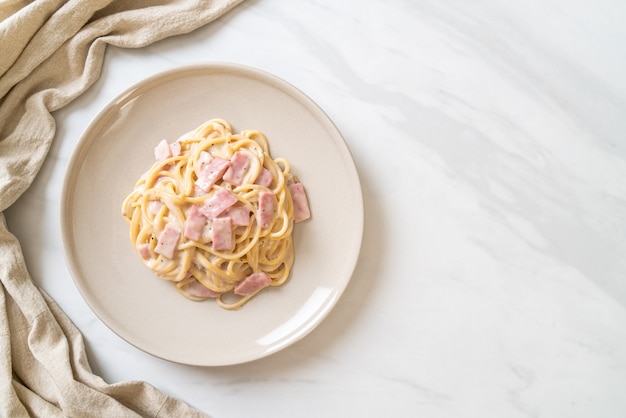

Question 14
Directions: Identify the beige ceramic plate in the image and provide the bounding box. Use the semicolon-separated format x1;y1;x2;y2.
61;63;363;366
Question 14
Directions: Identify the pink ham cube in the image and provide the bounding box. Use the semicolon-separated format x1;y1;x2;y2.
211;217;234;251
234;272;271;296
223;151;251;186
288;183;310;223
154;223;180;259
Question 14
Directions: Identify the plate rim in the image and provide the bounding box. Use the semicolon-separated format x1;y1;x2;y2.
60;61;364;366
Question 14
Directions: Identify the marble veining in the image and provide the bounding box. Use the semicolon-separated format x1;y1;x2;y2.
4;0;626;416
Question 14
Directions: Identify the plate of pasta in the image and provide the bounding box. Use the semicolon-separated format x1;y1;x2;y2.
61;63;363;366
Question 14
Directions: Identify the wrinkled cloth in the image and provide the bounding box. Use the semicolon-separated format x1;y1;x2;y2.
0;1;243;416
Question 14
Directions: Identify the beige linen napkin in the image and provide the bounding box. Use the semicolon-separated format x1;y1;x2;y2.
0;1;243;416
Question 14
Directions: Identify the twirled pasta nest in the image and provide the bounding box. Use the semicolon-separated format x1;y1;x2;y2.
122;118;310;309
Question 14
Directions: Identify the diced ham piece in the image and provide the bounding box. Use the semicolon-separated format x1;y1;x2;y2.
137;243;151;259
154;139;171;162
183;279;221;298
223;151;251;186
288;183;311;223
211;217;234;251
220;204;250;226
148;200;163;216
154;223;180;259
169;141;181;157
257;191;274;229
199;188;238;220
195;157;230;192
184;205;207;241
234;272;271;296
254;168;273;188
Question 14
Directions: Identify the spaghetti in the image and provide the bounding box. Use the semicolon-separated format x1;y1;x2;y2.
121;118;310;309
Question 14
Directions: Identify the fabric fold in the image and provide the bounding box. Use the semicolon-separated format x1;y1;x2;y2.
0;0;244;416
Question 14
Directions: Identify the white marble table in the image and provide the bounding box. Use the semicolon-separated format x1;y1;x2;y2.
5;0;626;416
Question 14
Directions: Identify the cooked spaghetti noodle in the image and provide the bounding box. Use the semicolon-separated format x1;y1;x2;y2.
121;118;310;309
